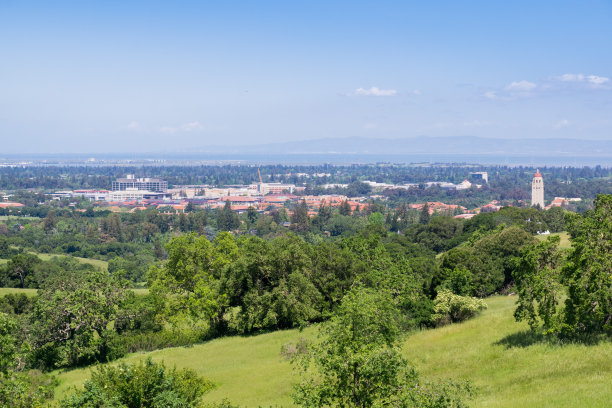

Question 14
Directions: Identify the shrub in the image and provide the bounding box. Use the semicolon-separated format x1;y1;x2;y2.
431;290;487;326
60;358;214;408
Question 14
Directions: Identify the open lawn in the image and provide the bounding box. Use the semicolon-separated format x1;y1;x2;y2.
32;252;109;270
0;251;108;270
52;295;612;407
0;287;37;297
0;215;40;220
0;287;147;297
535;231;572;249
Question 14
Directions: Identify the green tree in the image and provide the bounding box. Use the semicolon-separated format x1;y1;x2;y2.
60;358;213;408
148;233;234;329
222;234;321;333
419;203;430;225
338;200;352;216
0;313;17;374
293;287;470;407
42;210;57;234
562;194;612;336
513;235;563;331
290;200;311;233
217;201;240;231
7;254;41;288
0;313;55;407
246;206;259;228
30;269;130;369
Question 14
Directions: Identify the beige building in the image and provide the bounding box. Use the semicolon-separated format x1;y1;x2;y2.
531;170;545;208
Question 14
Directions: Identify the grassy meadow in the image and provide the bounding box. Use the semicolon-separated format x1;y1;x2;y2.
0;251;108;270
0;287;38;297
51;295;612;407
32;252;109;270
0;287;147;297
535;231;571;249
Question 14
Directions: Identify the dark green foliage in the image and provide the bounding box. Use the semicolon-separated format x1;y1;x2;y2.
438;268;474;296
0;313;55;407
222;234;321;333
0;312;17;374
60;358;214;408
5;254;41;288
338;200;352;216
513;194;612;339
29;269;130;369
513;236;564;331
217;201;240;231
0;294;33;315
561;194;612;337
293;288;471;407
108;255;152;283
440;226;535;296
0;370;55;408
543;206;566;233
406;216;463;253
148;233;233;327
419;204;430;225
290;200;311;232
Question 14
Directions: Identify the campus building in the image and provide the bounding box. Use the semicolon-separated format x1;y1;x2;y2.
112;175;168;192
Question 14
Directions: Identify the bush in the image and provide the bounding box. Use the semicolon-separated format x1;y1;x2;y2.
117;329;204;354
60;358;214;408
431;290;487;326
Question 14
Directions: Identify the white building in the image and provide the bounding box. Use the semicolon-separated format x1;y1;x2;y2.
531;170;545;208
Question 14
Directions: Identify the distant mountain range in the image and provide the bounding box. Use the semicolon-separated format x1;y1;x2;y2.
194;136;612;157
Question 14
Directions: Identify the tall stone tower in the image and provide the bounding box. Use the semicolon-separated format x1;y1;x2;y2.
531;169;544;208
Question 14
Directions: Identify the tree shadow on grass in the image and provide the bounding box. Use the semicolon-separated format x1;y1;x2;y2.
495;329;605;349
494;330;547;348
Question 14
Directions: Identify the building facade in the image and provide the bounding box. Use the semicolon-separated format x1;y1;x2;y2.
531;170;545;208
112;175;168;192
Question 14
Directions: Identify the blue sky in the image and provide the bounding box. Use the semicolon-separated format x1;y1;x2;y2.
1;1;611;153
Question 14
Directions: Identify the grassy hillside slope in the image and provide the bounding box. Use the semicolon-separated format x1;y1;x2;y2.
402;296;611;408
53;295;612;407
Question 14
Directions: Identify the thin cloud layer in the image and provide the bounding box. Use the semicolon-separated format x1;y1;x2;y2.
506;80;537;91
353;86;397;96
556;73;609;85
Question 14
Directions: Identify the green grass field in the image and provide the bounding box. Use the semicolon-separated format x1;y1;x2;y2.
31;252;109;270
52;295;612;407
0;215;40;220
0;287;38;297
0;251;108;270
535;231;571;249
0;287;147;297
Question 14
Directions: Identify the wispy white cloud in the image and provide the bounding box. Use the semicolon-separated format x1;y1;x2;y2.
555;119;570;129
586;75;609;85
353;86;397;96
483;91;498;100
554;73;609;87
506;80;537;91
483;80;537;101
